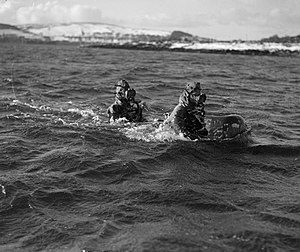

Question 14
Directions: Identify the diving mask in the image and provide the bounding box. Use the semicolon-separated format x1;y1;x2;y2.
125;88;136;101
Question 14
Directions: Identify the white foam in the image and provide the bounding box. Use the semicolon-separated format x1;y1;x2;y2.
1;184;6;196
120;121;189;142
67;108;96;118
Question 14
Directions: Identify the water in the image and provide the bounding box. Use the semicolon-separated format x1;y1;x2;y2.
0;43;299;252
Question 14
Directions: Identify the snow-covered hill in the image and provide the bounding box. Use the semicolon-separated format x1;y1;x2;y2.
19;23;171;43
22;23;171;37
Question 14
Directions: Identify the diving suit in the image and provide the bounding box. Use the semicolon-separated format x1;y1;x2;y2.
107;79;144;123
164;82;208;140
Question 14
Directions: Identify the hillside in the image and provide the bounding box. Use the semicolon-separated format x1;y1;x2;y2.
0;23;20;30
0;23;44;41
19;22;172;43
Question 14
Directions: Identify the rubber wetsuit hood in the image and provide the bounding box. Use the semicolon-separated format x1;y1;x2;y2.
114;79;130;105
179;82;202;107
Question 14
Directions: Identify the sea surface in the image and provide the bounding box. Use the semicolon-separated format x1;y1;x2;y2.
0;43;299;252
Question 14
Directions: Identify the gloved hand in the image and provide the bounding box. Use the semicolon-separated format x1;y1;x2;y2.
140;101;149;111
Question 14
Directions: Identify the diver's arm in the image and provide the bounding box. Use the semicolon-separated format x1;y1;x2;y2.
140;101;149;111
131;97;149;112
125;101;144;122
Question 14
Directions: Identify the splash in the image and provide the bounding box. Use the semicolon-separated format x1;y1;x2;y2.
120;120;189;142
1;184;6;196
5;98;108;128
67;108;97;118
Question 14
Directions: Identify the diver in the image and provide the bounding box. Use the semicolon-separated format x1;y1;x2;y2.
107;79;146;122
164;81;208;140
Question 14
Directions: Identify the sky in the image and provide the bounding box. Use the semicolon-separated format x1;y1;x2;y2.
0;0;299;40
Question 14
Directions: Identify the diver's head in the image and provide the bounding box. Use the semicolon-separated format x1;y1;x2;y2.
185;82;201;96
184;82;205;106
115;79;130;99
116;79;130;90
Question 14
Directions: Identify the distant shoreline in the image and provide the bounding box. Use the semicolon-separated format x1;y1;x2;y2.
1;22;300;57
0;40;299;57
84;42;300;57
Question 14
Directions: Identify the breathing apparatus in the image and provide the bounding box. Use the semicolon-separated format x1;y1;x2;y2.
125;88;136;102
185;82;206;106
